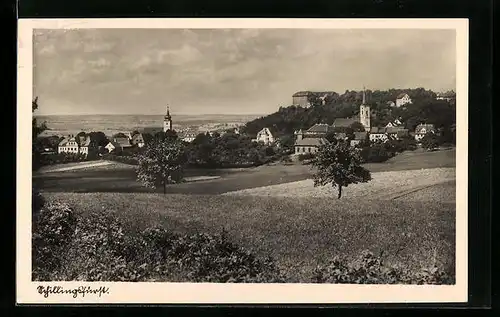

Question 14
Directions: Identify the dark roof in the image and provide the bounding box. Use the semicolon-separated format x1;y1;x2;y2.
114;137;132;147
305;123;334;134
354;132;368;140
370;127;385;134
141;127;163;134
292;91;313;97
333;118;359;128
396;130;409;137
385;127;406;134
397;93;409;99
295;137;329;147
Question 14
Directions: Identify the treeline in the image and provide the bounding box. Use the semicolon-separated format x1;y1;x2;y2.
242;88;456;140
184;132;285;168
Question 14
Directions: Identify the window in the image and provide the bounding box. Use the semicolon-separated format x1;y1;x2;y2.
308;147;311;153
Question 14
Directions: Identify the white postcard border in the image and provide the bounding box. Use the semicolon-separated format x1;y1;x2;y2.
17;18;469;304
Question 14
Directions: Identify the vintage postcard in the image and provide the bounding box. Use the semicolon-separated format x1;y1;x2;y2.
18;18;468;304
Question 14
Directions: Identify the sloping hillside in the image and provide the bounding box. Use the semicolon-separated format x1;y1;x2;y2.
242;88;455;138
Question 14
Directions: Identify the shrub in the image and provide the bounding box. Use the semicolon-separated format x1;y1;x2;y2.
33;205;284;283
297;152;315;162
312;250;454;284
32;202;77;281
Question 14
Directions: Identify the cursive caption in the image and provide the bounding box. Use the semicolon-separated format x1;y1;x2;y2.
37;285;110;298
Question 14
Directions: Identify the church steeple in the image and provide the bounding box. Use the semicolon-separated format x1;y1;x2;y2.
359;86;370;132
165;105;171;120
163;105;173;132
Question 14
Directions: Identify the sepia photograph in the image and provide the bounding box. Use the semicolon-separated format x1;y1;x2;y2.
18;18;468;304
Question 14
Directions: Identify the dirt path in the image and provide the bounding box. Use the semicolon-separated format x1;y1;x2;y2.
37;161;114;173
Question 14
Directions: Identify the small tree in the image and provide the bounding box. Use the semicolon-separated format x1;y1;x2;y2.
312;141;372;199
421;132;439;150
136;138;186;194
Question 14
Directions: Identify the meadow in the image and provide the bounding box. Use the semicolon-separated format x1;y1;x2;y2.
42;192;455;283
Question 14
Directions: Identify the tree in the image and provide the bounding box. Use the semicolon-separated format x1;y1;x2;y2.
312;141;371;199
32;97;48;171
136;138;187;194
421;132;439;150
88;131;109;147
350;121;366;132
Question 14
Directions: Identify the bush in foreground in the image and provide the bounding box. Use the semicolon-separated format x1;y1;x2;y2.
32;198;453;284
312;250;454;284
33;205;284;282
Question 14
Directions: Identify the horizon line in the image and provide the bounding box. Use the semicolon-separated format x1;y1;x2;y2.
35;113;268;116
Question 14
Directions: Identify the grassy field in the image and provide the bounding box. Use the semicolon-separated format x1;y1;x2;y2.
43;192;455;282
224;167;456;202
34;148;456;194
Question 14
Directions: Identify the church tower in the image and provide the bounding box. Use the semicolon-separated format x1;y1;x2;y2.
163;105;173;132
359;87;371;132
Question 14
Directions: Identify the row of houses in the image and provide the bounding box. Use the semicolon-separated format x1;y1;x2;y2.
252;121;436;155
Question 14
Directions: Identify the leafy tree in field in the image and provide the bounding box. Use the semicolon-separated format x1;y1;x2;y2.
136;138;187;194
312;141;371;199
421;132;440;150
88;131;109;147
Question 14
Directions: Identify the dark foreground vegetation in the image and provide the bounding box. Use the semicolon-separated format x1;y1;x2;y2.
33;193;455;284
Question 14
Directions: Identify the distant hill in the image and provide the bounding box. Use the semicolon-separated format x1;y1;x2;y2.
241;88;455;138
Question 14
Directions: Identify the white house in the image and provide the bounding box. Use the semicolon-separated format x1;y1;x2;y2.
78;136;92;156
385;118;403;128
369;127;389;143
180;132;197;143
105;141;122;153
252;127;275;145
58;136;80;154
395;93;412;107
294;137;329;154
130;132;145;148
414;124;436;142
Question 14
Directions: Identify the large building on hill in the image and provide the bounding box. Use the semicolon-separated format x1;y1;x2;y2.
292;91;313;107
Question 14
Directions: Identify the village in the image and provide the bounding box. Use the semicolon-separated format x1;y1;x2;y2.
29;25;462;287
43;89;455;160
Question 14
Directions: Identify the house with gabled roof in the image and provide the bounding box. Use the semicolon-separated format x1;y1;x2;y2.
395;93;412;107
58;135;80;155
294;137;329;155
130;132;145;147
78;136;95;156
332;118;359;129
252;127;275;145
414;123;436;142
292;91;313;107
303;123;335;137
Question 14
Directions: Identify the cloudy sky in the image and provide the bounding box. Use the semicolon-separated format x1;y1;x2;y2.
33;28;456;115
